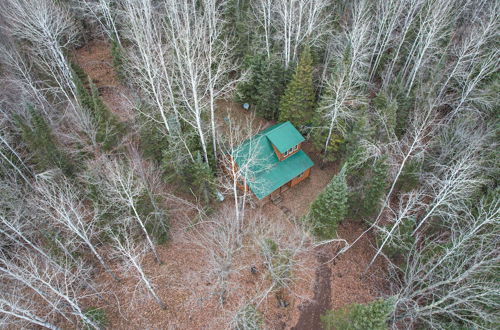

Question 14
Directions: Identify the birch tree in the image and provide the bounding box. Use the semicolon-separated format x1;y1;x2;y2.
1;0;79;106
313;0;371;158
0;251;99;329
271;0;331;68
92;156;162;263
80;0;122;45
399;0;459;95
33;176;120;281
0;289;60;330
109;227;167;309
390;195;500;328
162;0;236;163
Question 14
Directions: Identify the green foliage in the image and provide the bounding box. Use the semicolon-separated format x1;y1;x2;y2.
310;166;348;238
278;47;316;129
232;304;263;330
260;238;293;289
376;217;415;259
14;109;74;176
373;92;397;140
395;160;421;192
71;61;125;151
110;37;125;81
182;152;216;203
136;191;170;245
235;55;291;120
321;298;394;330
83;307;108;330
310;125;345;163
362;158;389;218
140;122;169;164
223;0;252;60
385;80;414;138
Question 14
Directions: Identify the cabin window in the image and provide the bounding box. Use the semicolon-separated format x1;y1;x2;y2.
283;144;298;157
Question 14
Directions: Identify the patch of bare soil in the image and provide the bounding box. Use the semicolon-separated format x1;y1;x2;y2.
292;247;333;330
73;40;133;121
73;41;387;330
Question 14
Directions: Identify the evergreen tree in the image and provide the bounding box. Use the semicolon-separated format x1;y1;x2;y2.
321;299;394;330
71;61;124;151
14;108;74;176
110;37;125;81
310;166;348;238
235;55;290;120
279;47;316;128
183;152;216;204
362;158;388;218
373;91;397;141
310;121;344;163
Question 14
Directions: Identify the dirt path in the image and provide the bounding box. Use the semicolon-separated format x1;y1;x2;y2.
72;40;388;330
292;247;333;330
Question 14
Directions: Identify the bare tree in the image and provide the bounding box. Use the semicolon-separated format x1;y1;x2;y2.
400;0;459;95
0;251;99;329
89;156;162;263
271;0;331;68
389;195;499;328
0;288;60;330
80;0;122;45
189;205;245;305
216;111;265;222
33;176;120;281
314;0;372;155
109;226;167;309
1;0;79;106
367;0;406;82
162;0;237;163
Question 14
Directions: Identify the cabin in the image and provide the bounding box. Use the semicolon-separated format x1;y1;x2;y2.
232;121;314;202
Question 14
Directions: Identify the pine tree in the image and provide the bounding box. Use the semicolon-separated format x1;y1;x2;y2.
362;158;388;218
310;119;344;163
71;61;124;151
310;166;348;238
321;298;394;330
235;55;290;120
373;92;397;141
110;36;125;81
279;47;316;128
15;108;74;176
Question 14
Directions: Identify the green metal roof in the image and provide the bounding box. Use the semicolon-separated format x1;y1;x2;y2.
233;122;314;199
265;121;305;153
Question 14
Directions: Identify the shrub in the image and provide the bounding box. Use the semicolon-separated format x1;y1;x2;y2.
84;307;108;329
231;304;263;330
321;298;394;330
260;238;293;289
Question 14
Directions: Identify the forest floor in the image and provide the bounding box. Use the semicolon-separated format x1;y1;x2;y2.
74;40;388;330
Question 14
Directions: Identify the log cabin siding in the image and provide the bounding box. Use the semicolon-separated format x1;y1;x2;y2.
289;167;311;187
272;142;302;161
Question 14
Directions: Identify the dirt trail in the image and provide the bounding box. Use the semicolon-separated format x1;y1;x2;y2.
292;247;333;330
72;40;388;330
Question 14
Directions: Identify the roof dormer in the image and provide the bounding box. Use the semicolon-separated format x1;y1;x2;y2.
265;121;305;161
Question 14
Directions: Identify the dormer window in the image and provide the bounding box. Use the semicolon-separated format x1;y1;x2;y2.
283;144;298;157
